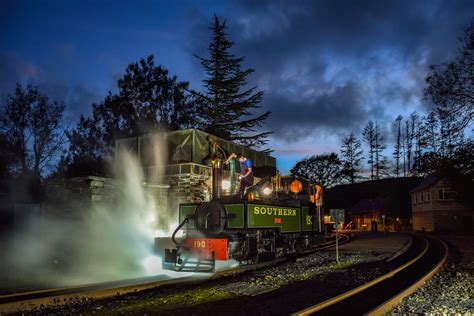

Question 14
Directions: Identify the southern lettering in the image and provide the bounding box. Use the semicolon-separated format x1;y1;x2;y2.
253;206;297;216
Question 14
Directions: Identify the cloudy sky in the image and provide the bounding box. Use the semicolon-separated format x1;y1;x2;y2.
1;0;473;173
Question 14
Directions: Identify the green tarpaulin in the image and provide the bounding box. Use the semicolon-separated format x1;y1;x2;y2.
115;129;276;169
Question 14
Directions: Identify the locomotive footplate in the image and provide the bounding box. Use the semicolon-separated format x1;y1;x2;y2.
163;247;216;273
163;237;228;272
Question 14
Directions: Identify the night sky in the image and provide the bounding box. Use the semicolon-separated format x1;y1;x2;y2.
1;0;473;173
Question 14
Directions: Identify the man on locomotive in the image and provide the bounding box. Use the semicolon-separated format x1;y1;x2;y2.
237;154;254;198
225;153;254;198
224;152;237;194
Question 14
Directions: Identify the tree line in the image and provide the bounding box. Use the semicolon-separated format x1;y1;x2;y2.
0;15;271;180
291;21;473;188
1;18;472;187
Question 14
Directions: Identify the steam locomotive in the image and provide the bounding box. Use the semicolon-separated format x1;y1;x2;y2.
160;153;324;272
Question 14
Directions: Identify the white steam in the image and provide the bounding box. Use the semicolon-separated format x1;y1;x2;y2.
1;150;185;290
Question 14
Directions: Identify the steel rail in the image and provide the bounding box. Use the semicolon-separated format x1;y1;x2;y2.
385;234;413;262
293;235;448;316
293;235;429;315
0;275;203;314
366;236;448;316
0;234;350;313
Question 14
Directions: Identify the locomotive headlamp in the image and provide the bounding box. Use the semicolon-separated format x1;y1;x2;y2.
262;186;273;195
221;179;231;190
290;179;303;193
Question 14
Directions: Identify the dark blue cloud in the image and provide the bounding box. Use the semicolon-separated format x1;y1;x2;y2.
0;0;473;159
185;0;473;142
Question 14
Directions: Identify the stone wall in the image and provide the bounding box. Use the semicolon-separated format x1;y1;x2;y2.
44;176;169;223
433;212;473;232
44;163;213;230
43;176;118;219
412;210;434;232
151;163;212;225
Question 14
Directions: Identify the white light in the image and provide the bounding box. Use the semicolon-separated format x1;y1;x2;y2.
263;187;273;195
154;227;175;238
143;255;162;275
222;180;231;190
154;229;169;238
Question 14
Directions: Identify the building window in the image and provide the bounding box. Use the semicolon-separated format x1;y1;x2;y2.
438;188;456;200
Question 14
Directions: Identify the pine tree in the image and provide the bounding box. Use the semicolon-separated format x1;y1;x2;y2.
340;132;363;184
193;15;271;148
362;121;375;180
410;111;423;171
404;119;413;176
392;115;403;177
423;109;440;152
373;122;388;179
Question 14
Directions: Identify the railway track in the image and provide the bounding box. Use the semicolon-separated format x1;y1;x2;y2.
0;234;350;313
294;234;448;315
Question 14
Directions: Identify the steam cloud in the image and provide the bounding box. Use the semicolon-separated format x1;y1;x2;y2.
1;151;183;292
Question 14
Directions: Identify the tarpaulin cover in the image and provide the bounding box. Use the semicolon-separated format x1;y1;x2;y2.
115;129;276;170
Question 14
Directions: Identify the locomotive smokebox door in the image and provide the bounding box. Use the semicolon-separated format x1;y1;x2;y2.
194;200;227;234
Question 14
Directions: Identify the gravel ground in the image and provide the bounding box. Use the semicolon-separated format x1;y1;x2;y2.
33;249;396;315
216;250;386;296
392;233;474;315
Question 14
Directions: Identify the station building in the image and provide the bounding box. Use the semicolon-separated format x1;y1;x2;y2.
325;177;420;231
410;175;473;232
348;197;386;230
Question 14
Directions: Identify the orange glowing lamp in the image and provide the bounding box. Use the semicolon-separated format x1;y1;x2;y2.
290;179;303;194
247;192;255;202
315;184;323;207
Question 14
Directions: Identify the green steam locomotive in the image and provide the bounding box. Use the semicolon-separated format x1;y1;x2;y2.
161;137;324;272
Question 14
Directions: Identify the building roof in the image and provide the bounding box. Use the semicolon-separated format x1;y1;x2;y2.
409;175;438;194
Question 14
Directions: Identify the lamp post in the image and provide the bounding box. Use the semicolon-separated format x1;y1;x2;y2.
382;214;386;236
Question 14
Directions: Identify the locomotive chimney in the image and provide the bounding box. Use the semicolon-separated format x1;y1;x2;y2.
205;135;224;200
211;158;223;200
